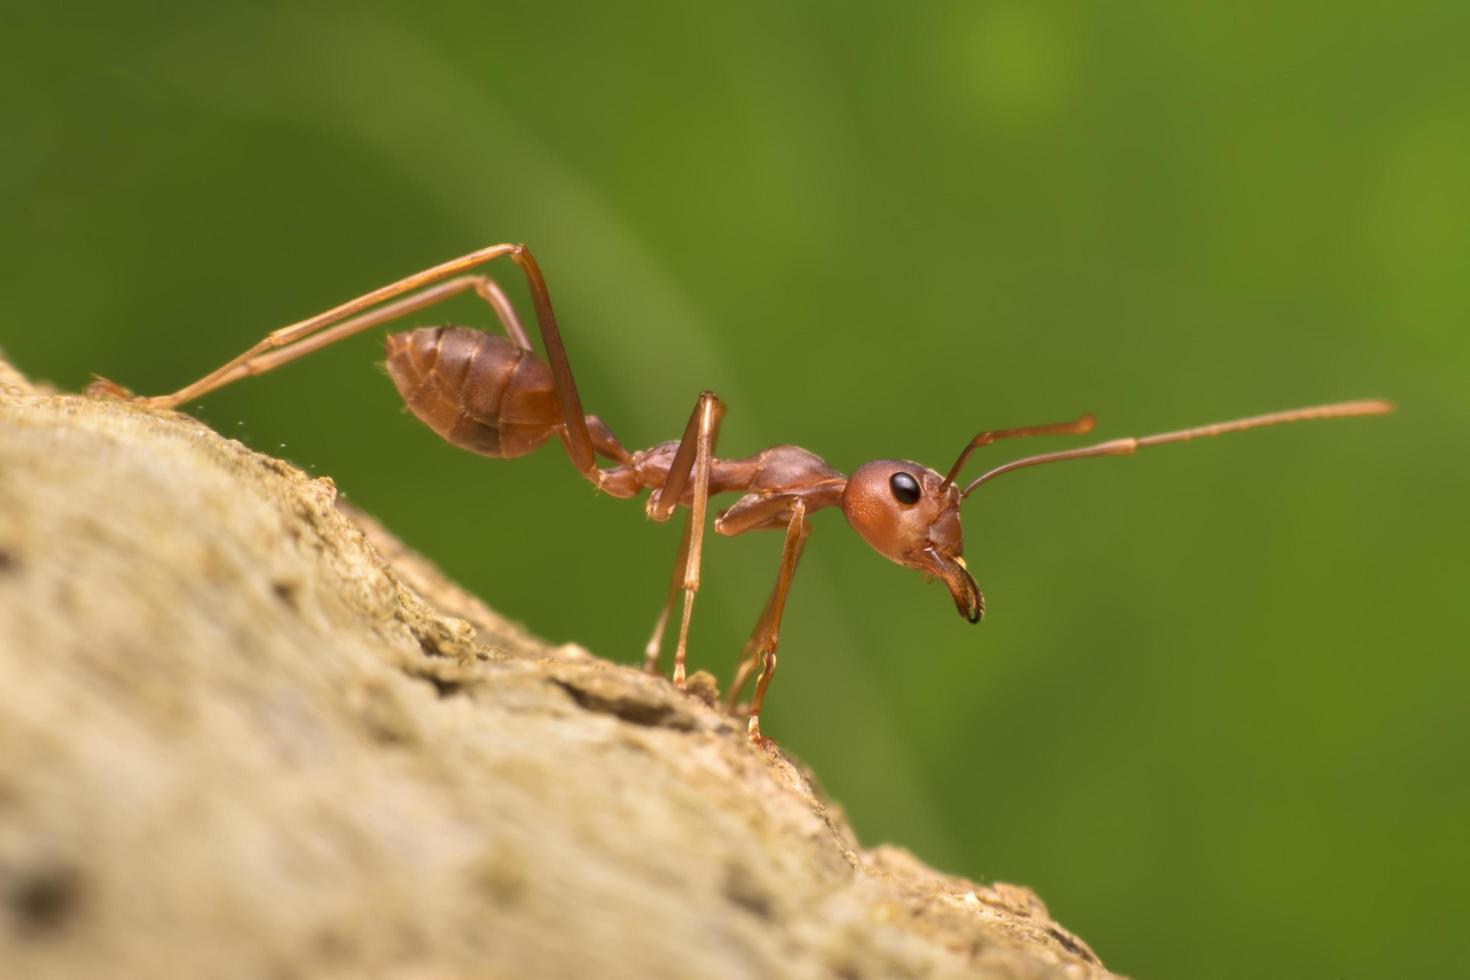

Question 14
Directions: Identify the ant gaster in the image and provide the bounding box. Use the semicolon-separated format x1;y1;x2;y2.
90;244;1393;743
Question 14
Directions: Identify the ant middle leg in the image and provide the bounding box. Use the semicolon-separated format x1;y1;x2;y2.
642;391;724;687
643;517;692;674
727;593;773;713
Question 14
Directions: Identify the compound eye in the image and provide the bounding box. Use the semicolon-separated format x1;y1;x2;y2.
889;471;921;505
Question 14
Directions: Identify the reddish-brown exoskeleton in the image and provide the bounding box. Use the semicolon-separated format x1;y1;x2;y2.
90;244;1393;742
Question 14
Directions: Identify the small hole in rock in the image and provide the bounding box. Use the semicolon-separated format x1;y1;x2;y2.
9;864;81;935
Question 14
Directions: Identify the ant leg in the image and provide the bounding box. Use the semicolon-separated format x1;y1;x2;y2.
119;242;609;486
201;274;530;386
132;243;524;409
469;276;533;351
727;592;773;713
505;246;601;481
742;500;811;744
645;391;724;687
712;491;813;712
579;415;641;498
586;415;632;465
90;275;526;400
642;516;692;674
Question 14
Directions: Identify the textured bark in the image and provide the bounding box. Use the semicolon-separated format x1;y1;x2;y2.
0;352;1118;980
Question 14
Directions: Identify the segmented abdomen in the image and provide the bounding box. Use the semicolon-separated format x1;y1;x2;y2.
384;326;560;458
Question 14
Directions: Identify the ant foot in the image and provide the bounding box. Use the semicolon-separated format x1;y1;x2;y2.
85;376;134;399
85;378;177;411
746;716;776;750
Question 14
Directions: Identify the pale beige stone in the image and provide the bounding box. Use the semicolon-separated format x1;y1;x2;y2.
0;353;1116;980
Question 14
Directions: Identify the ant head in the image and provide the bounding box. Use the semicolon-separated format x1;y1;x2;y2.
841;460;983;623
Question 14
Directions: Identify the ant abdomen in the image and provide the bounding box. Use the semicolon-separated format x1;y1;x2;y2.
385;326;561;458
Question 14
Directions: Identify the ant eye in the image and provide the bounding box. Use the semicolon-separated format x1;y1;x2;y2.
889;472;921;505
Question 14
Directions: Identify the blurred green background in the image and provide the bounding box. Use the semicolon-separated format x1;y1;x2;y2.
5;3;1466;976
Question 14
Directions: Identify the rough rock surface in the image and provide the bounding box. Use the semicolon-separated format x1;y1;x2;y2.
0;352;1118;979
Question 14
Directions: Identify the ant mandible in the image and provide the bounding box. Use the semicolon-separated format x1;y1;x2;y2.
89;244;1393;743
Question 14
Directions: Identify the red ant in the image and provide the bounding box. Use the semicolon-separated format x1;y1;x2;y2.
90;244;1393;742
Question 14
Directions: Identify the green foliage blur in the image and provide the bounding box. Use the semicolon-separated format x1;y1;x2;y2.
5;3;1466;976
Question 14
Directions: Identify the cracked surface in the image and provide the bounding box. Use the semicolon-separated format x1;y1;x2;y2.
0;353;1116;980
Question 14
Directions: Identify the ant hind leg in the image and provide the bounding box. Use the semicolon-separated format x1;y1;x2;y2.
95;243;526;409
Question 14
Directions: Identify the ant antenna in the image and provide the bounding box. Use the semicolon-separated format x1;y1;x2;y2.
961;399;1394;498
939;413;1097;490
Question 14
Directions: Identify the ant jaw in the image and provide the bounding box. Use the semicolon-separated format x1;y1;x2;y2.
915;548;985;624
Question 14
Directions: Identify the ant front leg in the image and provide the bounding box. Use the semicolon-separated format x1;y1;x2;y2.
717;494;811;744
643;391;724;687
